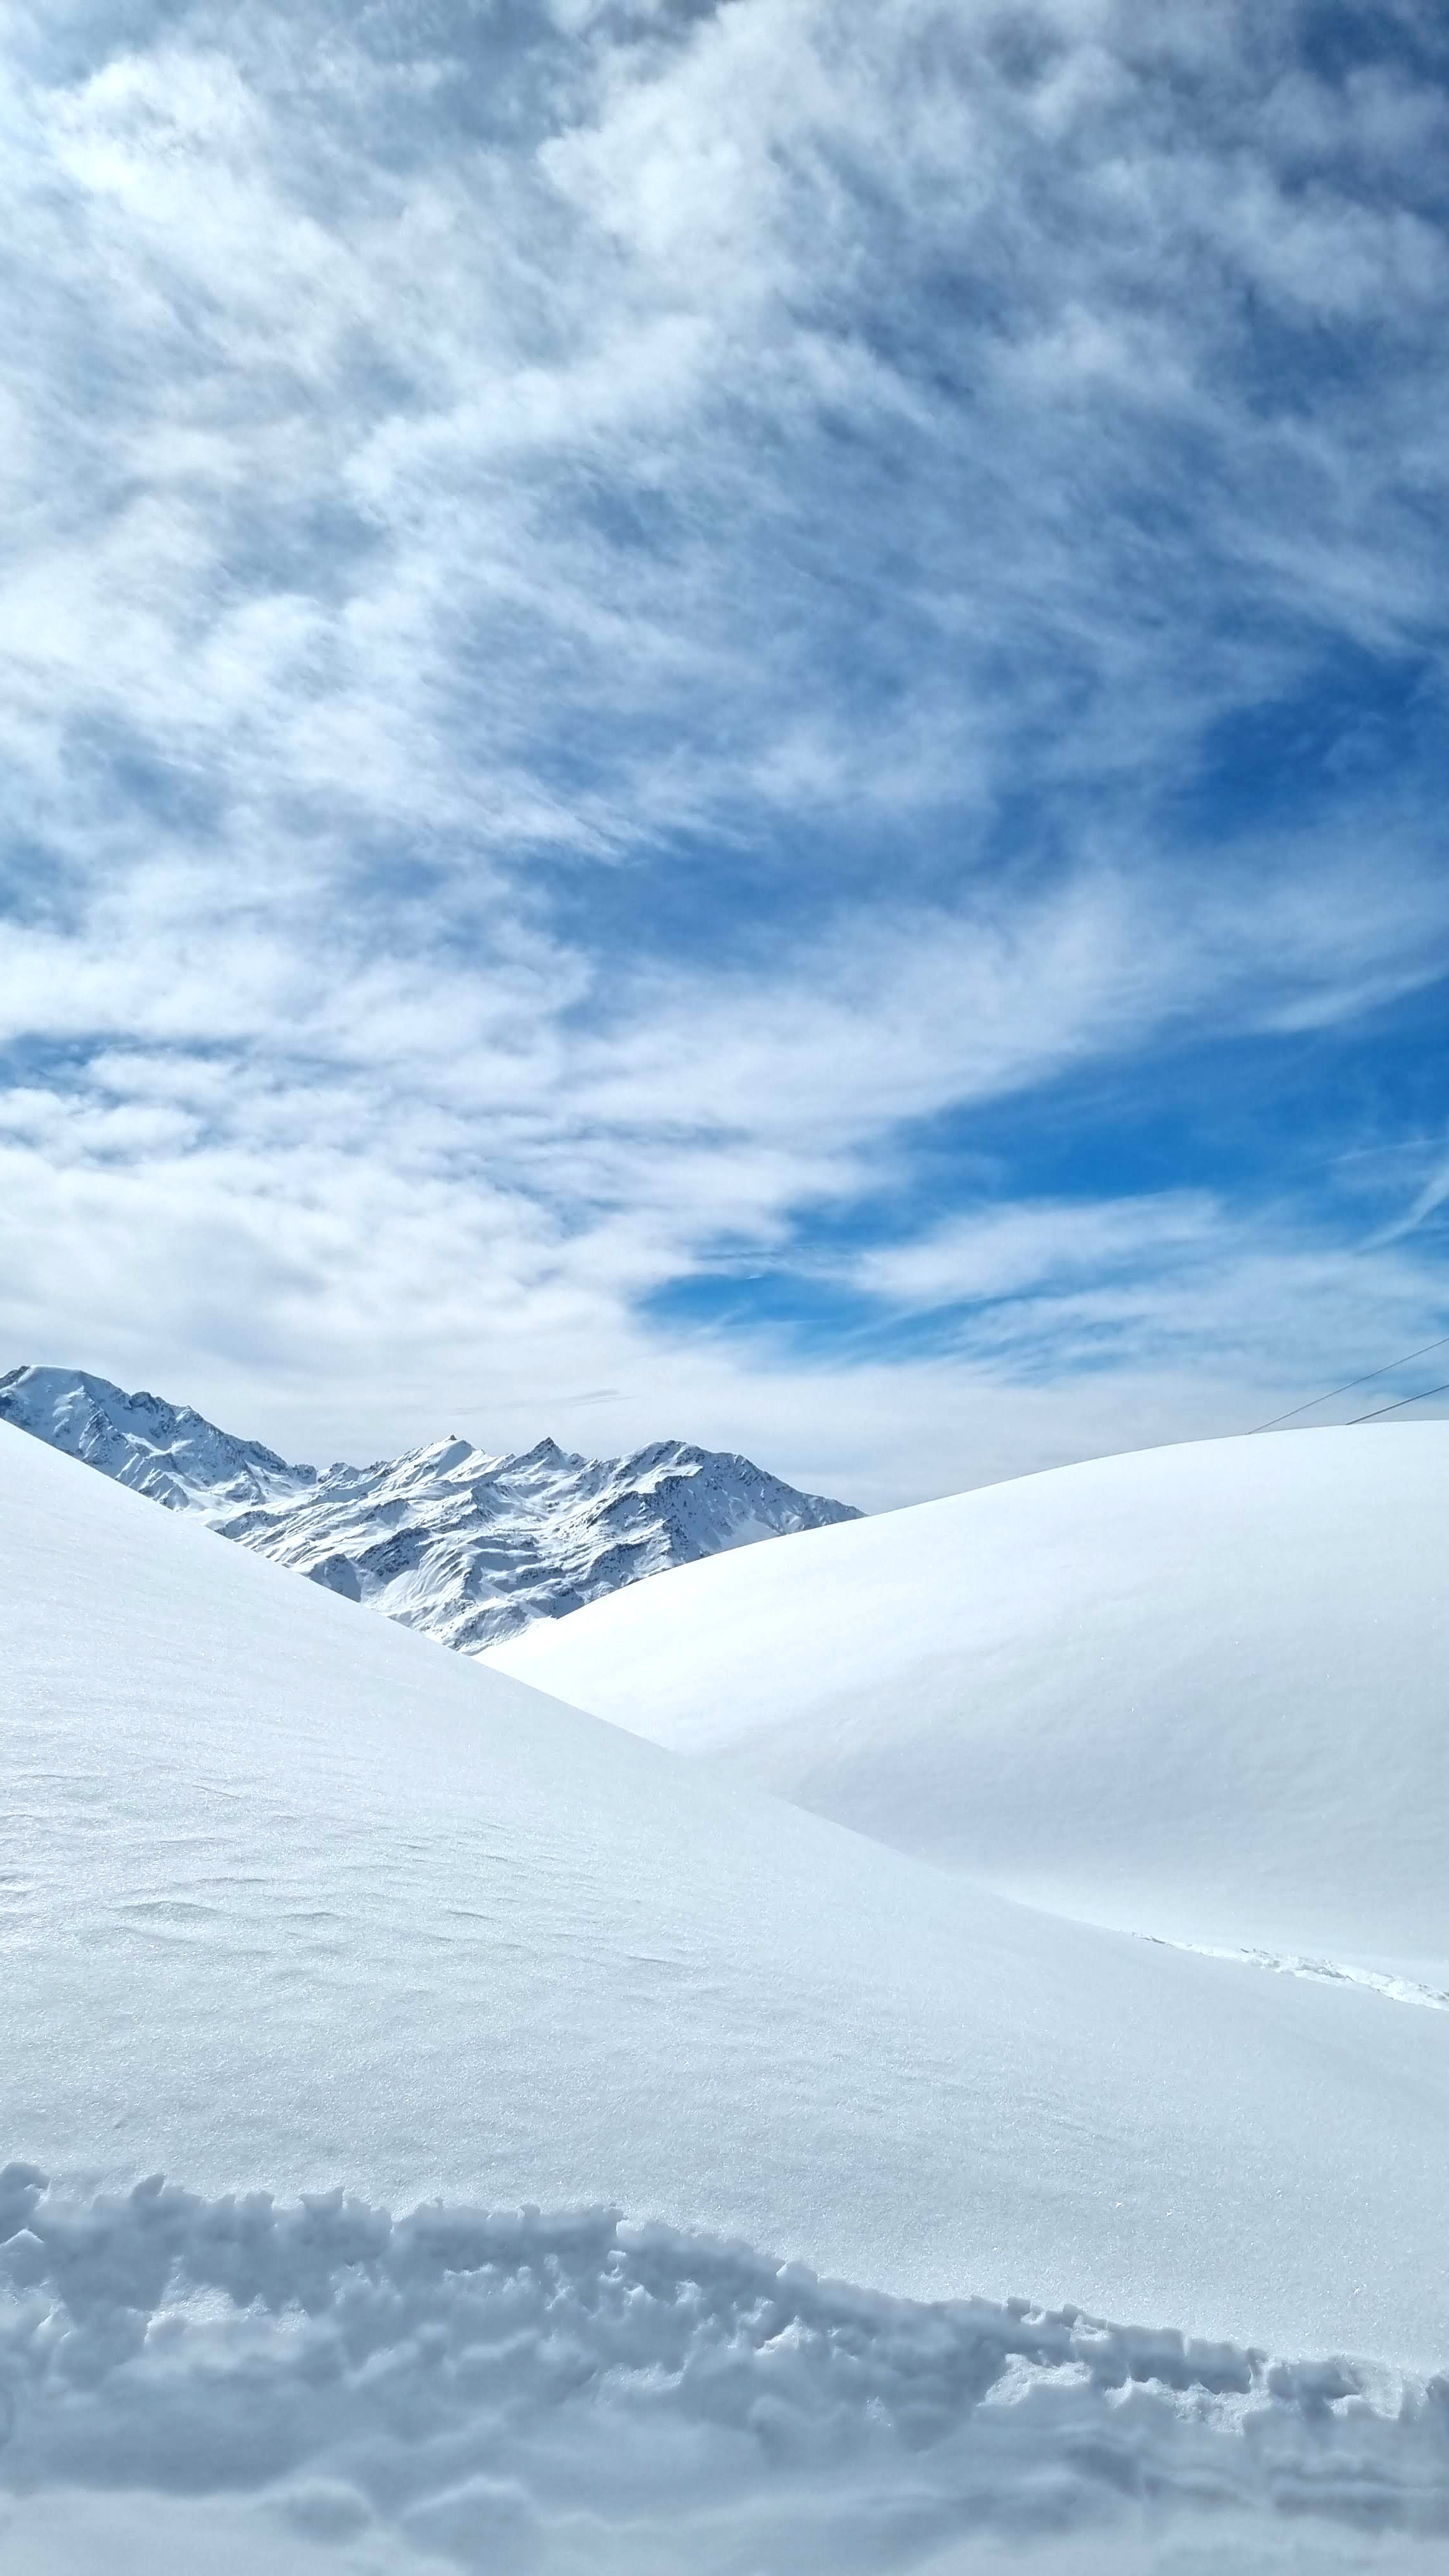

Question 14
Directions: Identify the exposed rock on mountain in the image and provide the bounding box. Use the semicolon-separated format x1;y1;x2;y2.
0;1364;859;1650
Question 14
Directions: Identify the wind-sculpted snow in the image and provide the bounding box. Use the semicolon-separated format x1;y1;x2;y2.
6;1426;1449;2576
3;2170;1446;2575
493;1427;1449;1991
0;1364;857;1647
5;1423;1449;2374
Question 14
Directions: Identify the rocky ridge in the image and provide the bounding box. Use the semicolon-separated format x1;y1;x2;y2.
0;1364;859;1650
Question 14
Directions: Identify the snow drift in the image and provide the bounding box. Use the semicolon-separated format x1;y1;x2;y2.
3;2172;1446;2576
490;1428;1449;1989
3;1424;1448;2568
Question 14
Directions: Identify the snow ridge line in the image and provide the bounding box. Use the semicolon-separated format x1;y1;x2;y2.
2;2168;1446;2565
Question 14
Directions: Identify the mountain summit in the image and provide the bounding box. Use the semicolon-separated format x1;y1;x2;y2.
0;1364;859;1651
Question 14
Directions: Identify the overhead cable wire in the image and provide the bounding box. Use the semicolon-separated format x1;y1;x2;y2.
1346;1377;1449;1425
1247;1333;1449;1434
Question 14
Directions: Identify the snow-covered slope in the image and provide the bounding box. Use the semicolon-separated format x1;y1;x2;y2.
4;1415;1449;2355
0;1363;857;1647
490;1427;1449;1992
4;1424;1449;2567
0;1362;314;1512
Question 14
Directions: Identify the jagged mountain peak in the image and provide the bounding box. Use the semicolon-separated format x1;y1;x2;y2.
0;1361;310;1508
0;1364;861;1650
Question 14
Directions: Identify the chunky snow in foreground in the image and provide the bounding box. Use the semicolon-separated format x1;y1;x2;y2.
0;1363;857;1647
4;2180;1446;2576
491;1427;1449;1991
3;1427;1448;2568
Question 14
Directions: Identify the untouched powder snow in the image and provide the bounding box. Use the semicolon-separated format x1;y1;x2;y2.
0;1363;857;1647
490;1428;1449;1992
3;1427;1449;2568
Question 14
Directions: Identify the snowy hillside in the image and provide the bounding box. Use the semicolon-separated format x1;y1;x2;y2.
491;1427;1449;1995
4;1424;1449;2570
0;1363;857;1648
0;1361;312;1510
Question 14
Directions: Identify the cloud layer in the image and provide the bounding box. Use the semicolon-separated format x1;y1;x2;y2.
3;0;1448;1499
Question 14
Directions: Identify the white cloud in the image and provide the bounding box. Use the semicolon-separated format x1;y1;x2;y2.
3;0;1448;1495
848;1195;1220;1311
1372;1153;1449;1248
7;0;1447;865
1;850;1445;1508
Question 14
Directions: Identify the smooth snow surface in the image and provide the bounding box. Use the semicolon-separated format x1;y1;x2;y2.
0;1363;857;1647
490;1429;1449;1989
4;1426;1449;2570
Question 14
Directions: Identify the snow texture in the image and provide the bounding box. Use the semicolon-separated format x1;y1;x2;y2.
2;2170;1446;2576
491;1427;1449;1991
4;1423;1449;2568
0;1364;857;1648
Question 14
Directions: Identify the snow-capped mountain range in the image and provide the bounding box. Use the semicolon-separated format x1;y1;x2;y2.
0;1363;859;1651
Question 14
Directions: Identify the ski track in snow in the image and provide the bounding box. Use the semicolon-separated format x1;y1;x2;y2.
1139;1936;1449;2015
3;2168;1447;2576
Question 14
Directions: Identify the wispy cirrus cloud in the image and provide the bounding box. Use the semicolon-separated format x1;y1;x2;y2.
3;0;1448;1498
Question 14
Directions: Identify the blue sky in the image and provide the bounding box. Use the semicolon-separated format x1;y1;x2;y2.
1;0;1447;1504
